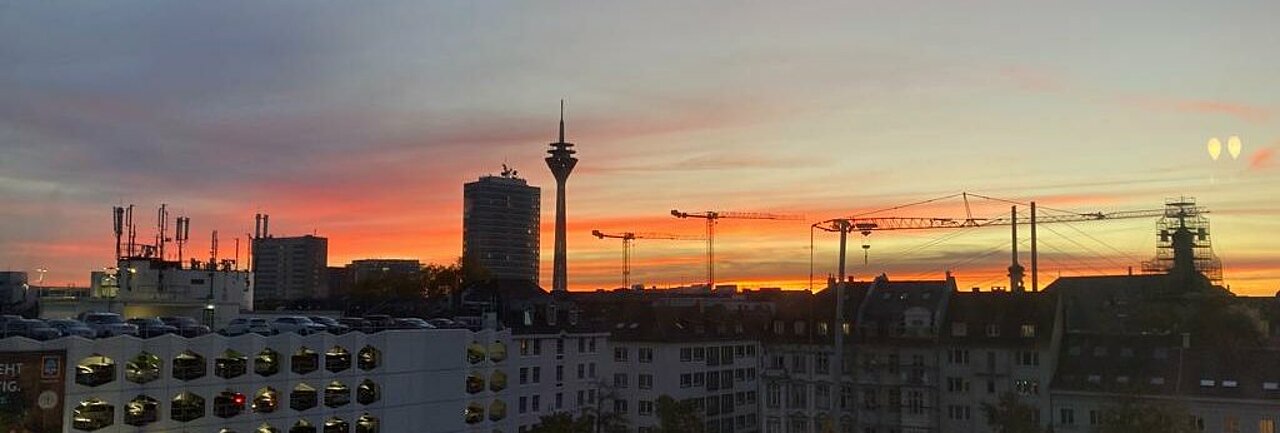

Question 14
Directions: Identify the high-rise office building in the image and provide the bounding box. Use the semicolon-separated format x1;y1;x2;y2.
463;166;541;284
251;235;328;302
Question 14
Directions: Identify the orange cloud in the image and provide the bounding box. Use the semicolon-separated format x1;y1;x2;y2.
1251;146;1276;171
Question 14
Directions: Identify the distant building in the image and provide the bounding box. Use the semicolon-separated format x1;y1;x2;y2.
348;259;422;285
0;271;36;316
252;235;328;302
463;167;540;284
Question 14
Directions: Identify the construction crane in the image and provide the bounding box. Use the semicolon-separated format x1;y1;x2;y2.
670;210;804;289
591;230;704;289
812;201;1205;290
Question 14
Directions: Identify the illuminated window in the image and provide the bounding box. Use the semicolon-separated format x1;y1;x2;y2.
355;413;380;433
213;389;246;418
357;379;380;405
291;419;317;433
254;387;279;413
1021;324;1036;338
358;346;380;370
255;349;280;377
325;380;350;407
489;400;508;421
257;423;280;433
173;350;207;381
1260;419;1275;433
293;347;319;375
215;349;247;378
467;342;486;364
489;341;507;362
123;395;158;426
464;402;484;424
490;370;508;392
125;352;161;384
72;398;114;431
325;346;351;373
76;355;116;387
291;383;318;411
324;416;349;433
171;391;206;422
466;372;485;394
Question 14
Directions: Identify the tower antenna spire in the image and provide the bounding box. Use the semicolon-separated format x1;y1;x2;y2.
559;99;565;143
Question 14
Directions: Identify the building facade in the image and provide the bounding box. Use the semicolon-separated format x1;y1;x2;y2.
252;235;328;303
463;170;540;284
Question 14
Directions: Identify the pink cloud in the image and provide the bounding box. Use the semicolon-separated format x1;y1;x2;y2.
1251;146;1276;171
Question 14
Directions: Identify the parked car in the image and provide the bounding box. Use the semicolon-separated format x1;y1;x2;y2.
336;317;372;333
46;318;97;338
223;317;276;336
159;316;211;337
127;317;179;338
270;316;326;335
427;318;463;329
0;319;60;340
392;317;436;330
308;316;351;334
362;314;396;332
79;312;140;337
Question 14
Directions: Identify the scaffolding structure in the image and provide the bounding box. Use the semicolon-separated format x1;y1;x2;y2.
1141;198;1222;283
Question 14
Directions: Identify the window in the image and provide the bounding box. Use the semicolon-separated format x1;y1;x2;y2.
457;372;481;398
589;363;596;378
614;347;628;362
358;346;380;370
907;390;924;415
489;401;507;422
293;419;317;433
124;395;158;426
639;374;653;389
766;383;781;408
490;341;507;362
76;355;115;387
173;350;206;381
215;350;247;379
126;352;161;384
255;387;279;413
291;383;318;411
556;338;565;355
986;324;1000;337
614;399;628;414
532;366;541;383
947;405;972;420
681;347;692;362
1020;324;1036;337
949;349;970;364
577;363;585;379
293;347;319;375
326;346;351;372
490;371;507;392
1224;416;1240;433
358;380;381;404
1260;419;1276;433
171;391;205;422
787;383;808;409
639;347;653;363
614;373;628;388
1060;408;1075;425
325;416;349;433
1017;351;1040;366
356;414;380;433
815;384;831;409
325;381;350;407
256;349;280;377
639;400;654;416
214;390;246;418
693;347;706;361
791;355;807;373
72;398;114;431
951;322;968;336
556;365;563;382
815;354;830;374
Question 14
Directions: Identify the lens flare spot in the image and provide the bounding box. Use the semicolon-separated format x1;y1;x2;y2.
1227;135;1242;159
1207;137;1222;160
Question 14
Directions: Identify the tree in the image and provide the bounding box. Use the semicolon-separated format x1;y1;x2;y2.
1095;396;1196;433
529;412;592;433
654;395;703;433
981;392;1047;433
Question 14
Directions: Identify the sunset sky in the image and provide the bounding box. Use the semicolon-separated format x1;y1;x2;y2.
2;1;1278;295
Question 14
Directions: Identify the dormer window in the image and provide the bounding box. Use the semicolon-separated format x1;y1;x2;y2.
1020;325;1035;338
1200;380;1215;387
817;322;829;336
1150;377;1166;385
794;321;806;335
951;323;967;337
1263;382;1278;391
985;324;1000;337
1222;380;1238;388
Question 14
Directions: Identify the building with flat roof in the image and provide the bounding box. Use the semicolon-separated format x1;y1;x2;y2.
252;235;328;303
463;167;540;285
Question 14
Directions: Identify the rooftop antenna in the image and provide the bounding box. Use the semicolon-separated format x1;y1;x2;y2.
112;206;125;259
209;230;219;269
126;205;136;257
175;216;191;265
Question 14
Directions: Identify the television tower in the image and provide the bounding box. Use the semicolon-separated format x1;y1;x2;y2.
545;100;577;292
